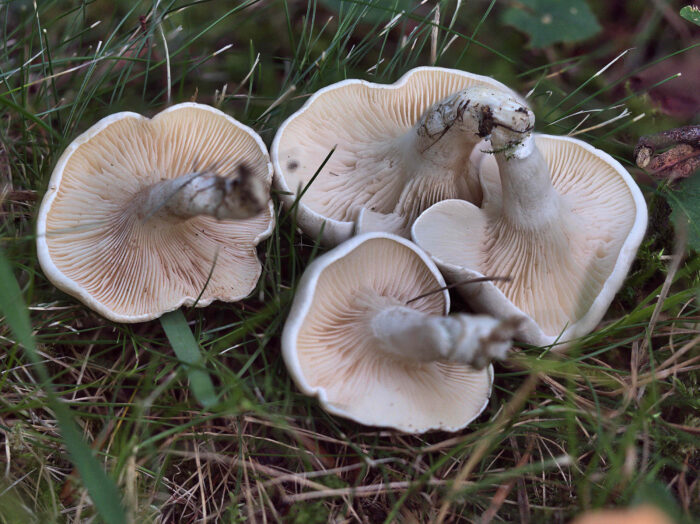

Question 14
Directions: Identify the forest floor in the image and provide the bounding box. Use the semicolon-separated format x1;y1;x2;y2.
0;1;698;522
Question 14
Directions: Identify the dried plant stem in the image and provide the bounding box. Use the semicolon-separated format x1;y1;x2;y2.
436;373;540;524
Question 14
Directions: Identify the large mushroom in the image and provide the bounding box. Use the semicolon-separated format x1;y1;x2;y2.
282;232;521;433
412;91;648;348
36;103;274;323
272;67;525;245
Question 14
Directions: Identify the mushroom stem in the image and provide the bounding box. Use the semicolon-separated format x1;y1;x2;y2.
371;306;519;369
493;136;564;227
398;85;534;216
412;85;531;162
479;98;568;229
136;166;268;222
411;90;483;166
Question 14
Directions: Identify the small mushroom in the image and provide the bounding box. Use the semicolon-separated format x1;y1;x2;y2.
36;103;274;322
412;96;648;348
282;232;522;433
272;67;525;245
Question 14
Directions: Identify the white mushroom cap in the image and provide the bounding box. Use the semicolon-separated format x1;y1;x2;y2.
272;67;525;245
36;103;274;322
413;133;648;348
282;232;521;433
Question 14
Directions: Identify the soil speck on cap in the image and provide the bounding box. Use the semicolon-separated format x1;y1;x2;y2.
478;106;494;138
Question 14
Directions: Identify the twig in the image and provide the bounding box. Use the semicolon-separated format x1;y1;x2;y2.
405;276;512;305
635;125;700;180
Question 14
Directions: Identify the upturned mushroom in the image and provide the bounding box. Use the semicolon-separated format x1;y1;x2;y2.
36;103;274;322
272;67;526;245
412;92;648;348
282;232;522;433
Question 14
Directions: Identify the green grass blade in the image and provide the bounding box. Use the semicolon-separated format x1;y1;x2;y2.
160;309;218;408
0;250;127;524
0;92;62;141
0;258;34;353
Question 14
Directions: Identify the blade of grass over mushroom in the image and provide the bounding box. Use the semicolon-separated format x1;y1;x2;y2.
280;145;336;221
160;309;218;409
0;251;127;524
405;276;512;305
192;246;220;309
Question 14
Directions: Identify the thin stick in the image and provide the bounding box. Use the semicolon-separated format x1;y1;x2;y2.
405;276;512;305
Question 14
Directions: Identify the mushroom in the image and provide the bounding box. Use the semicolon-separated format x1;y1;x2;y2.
282;232;522;433
272;67;525;245
36;102;274;323
412;93;648;348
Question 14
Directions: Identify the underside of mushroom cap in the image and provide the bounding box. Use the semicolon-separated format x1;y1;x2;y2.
282;233;494;433
36;103;274;322
412;135;648;348
272;67;522;245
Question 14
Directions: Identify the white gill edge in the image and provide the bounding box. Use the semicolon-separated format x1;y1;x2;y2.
546;134;648;345
281;231;495;433
407;218;555;349
36;103;275;323
270;66;522;245
411;134;649;350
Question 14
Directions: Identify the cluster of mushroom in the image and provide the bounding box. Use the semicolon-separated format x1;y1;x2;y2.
274;67;647;432
36;66;648;434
